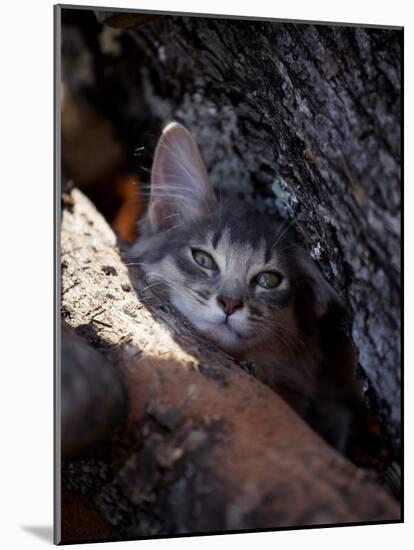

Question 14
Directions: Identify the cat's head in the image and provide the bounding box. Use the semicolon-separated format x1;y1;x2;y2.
130;122;341;355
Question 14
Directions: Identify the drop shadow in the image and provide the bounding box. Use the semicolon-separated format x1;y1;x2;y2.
21;525;53;543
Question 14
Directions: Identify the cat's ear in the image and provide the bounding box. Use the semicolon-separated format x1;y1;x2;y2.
148;122;215;232
294;247;344;318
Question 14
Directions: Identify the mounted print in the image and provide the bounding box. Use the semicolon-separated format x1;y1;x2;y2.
55;4;403;545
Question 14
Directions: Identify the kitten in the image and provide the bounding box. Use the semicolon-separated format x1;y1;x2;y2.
129;122;360;449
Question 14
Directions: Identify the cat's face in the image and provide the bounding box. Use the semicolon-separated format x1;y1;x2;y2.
130;122;339;356
135;201;298;354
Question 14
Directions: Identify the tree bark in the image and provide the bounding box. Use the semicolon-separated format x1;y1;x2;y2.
61;325;128;459
73;12;401;451
60;189;399;541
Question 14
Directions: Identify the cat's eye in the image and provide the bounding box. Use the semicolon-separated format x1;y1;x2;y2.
192;249;217;270
255;271;282;289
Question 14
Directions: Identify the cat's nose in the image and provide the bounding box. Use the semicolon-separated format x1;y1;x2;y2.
217;295;243;316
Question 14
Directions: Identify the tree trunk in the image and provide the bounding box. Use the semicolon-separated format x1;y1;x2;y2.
78;12;401;451
59;189;399;541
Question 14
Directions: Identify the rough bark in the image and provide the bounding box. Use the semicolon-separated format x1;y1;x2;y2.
63;10;401;451
139;17;402;451
61;325;128;458
60;189;399;541
61;9;401;451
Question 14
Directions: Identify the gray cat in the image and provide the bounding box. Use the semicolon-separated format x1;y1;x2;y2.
129;122;360;450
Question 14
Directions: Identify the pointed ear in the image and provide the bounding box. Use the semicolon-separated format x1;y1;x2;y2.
148;122;215;232
294;247;344;319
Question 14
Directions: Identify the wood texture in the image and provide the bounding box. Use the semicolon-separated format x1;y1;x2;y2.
61;10;401;450
61;325;128;459
60;190;399;539
129;16;402;451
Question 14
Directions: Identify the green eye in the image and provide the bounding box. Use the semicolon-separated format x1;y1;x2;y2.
255;271;282;289
192;249;217;270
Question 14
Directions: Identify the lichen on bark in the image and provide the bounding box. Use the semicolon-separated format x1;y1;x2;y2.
61;8;402;451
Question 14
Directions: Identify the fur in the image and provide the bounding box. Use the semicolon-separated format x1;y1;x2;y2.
129;122;358;444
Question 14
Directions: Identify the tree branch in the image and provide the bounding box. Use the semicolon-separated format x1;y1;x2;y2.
60;189;399;539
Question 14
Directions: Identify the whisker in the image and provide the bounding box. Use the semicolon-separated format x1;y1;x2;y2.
144;271;200;298
161;213;181;221
164;223;182;233
272;216;298;248
141;281;165;292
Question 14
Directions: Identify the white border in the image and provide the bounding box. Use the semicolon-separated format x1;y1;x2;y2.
1;1;409;548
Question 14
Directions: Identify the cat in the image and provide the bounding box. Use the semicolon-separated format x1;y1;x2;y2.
128;121;361;450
